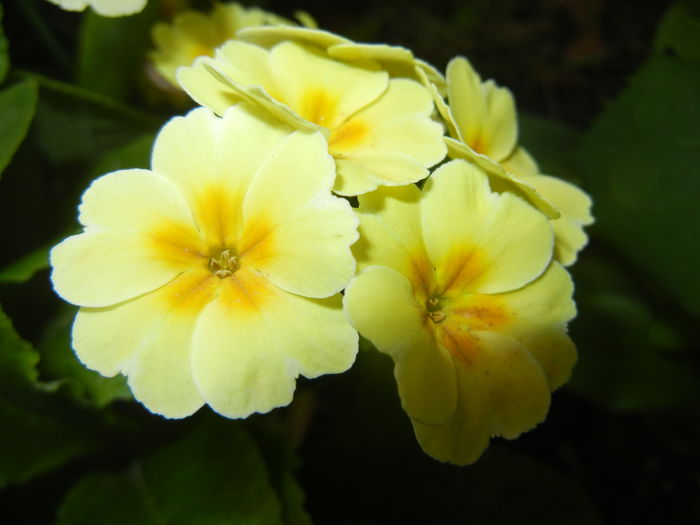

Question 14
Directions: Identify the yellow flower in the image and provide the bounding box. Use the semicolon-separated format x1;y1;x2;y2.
427;56;593;265
343;159;577;465
50;105;359;419
47;0;147;16
149;2;295;88
178;33;446;196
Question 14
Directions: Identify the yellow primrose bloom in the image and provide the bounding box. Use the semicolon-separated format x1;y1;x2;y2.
50;105;359;419
343;159;577;465
178;37;446;196
430;57;593;265
47;0;146;17
149;2;294;88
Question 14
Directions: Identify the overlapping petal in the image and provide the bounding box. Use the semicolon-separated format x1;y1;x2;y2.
51;105;360;420
343;266;457;425
413;331;550;465
421;160;553;295
191;269;357;418
179;38;445;195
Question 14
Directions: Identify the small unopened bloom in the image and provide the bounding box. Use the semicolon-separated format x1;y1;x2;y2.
344;160;577;465
50;105;359;419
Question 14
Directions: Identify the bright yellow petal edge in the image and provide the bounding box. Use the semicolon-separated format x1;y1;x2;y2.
50;104;359;419
343;159;577;465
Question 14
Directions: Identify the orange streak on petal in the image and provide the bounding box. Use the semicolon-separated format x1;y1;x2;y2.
239;215;275;266
194;185;242;247
298;88;337;127
439;245;488;294
148;221;207;268
162;270;219;315
218;267;274;315
329;120;368;153
438;324;479;366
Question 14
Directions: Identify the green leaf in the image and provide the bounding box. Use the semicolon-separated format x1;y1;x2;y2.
0;4;9;84
251;415;314;525
0;305;96;487
519;112;583;181
32;78;158;165
0;304;39;386
89;131;155;180
57;419;284;525
77;4;159;100
654;1;700;61
573;56;700;316
0;80;39;178
38;306;131;408
568;252;696;411
0;245;50;284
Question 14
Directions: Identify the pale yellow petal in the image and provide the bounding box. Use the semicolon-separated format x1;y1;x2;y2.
92;0;146;16
51;230;195;308
521;174;593;266
414;331;550;465
74;270;220;417
415;65;459;139
177;58;244;115
344;266;457;425
213;40;280;99
353;184;432;290
327;43;414;64
334;151;428;195
237;26;349;50
445;137;560;219
332;158;382;196
480;80;517;160
241;131;358;297
77;169;195;233
329;78;446;166
123;271;220;418
501;146;540;177
497;263;577;390
421;160;553;295
269;42;388;130
152;105;291;246
446;57;484;147
191;269;357;418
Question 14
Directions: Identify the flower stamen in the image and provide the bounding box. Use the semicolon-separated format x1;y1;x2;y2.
426;296;446;323
208;249;239;279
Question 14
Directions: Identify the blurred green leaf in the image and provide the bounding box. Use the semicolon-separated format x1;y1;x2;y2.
31;77;158;165
573;56;700;316
251;415;313;525
654;1;700;61
0;305;96;487
568;252;697;411
0;304;38;386
77;3;159;100
89;131;155;179
0;4;9;84
0;80;38;178
519;112;583;181
38;306;131;408
57;419;284;525
0;245;50;284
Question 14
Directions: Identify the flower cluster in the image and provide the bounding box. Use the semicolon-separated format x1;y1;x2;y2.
50;2;592;465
